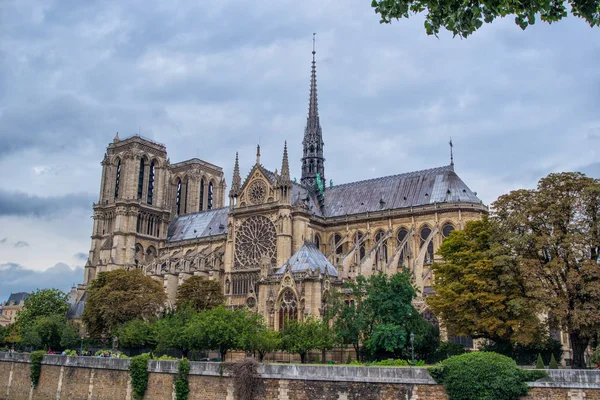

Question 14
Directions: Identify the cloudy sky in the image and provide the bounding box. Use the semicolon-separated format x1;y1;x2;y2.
0;0;598;301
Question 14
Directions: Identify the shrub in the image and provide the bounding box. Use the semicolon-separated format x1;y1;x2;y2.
549;353;558;369
590;346;600;365
535;354;545;369
428;352;546;400
129;353;152;400
346;353;352;364
30;350;45;387
174;358;190;400
157;354;178;360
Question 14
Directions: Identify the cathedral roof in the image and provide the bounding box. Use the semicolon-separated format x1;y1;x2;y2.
320;165;483;218
167;207;229;242
4;292;28;306
274;242;338;277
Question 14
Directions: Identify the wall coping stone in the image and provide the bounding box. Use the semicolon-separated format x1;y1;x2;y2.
42;354;130;371
0;351;29;363
529;369;600;389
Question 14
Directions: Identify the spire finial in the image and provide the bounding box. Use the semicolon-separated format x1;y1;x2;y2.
449;137;454;168
256;144;261;165
312;33;316;61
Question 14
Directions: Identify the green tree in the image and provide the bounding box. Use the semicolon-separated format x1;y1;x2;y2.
427;217;543;346
0;325;7;345
185;306;246;360
493;172;600;368
15;289;69;328
154;308;196;358
240;313;281;362
60;323;81;349
82;269;166;339
328;272;425;361
280;317;328;363
21;316;66;350
371;0;600;38
176;277;225;311
114;319;157;350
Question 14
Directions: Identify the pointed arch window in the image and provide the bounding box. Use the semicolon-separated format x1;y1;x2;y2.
314;234;321;250
420;226;434;265
278;289;298;331
137;158;145;200
114;160;121;199
208;182;214;210
397;228;409;267
176;179;182;216
355;231;366;260
442;223;455;238
199;179;205;211
183;179;188;214
147;161;155;205
375;230;388;263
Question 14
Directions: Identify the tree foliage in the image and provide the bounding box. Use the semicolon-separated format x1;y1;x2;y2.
427;216;543;345
239;313;281;362
185;305;247;359
280;317;329;363
176;277;225;311
371;0;600;38
114;319;157;350
82;269;166;339
493;172;600;368
16;289;70;328
328;272;429;361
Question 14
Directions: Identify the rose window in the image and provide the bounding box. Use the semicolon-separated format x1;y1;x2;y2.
248;180;267;205
234;215;277;269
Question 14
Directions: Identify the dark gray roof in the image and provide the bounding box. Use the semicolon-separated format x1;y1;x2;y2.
67;292;86;320
275;242;338;277
5;292;28;305
167;207;229;242
322;165;482;217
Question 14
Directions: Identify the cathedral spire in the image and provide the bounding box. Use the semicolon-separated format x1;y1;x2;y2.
281;141;290;183
230;152;241;196
301;33;325;189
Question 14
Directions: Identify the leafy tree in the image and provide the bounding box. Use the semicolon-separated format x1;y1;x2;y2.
0;325;7;345
176;277;225;311
185;306;246;360
59;323;81;349
280;317;325;363
154;307;196;358
82;269;166;339
371;0;600;38
15;289;70;328
328;272;425;361
427;217;543;346
21;316;65;350
493;172;600;368
114;319;157;350
239;313;280;362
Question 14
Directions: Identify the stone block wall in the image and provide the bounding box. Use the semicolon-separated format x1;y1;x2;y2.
1;352;599;400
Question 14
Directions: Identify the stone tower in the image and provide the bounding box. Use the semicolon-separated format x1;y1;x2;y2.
84;134;170;284
300;35;325;189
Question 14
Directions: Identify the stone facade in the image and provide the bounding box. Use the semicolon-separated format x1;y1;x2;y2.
1;353;600;400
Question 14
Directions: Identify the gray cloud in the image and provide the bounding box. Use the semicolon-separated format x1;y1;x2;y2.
0;238;6;244
0;189;95;218
0;262;84;303
74;252;88;261
13;241;29;248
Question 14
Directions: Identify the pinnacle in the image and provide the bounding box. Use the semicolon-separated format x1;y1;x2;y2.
281;141;290;183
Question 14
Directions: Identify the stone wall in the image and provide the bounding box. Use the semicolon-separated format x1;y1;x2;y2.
1;352;599;400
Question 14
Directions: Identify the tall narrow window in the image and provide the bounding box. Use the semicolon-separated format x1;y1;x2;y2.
137;158;145;200
207;182;214;210
397;228;409;267
375;231;388;262
183;180;188;214
147;161;155;205
176;180;182;216
420;226;434;265
314;234;320;250
334;233;343;255
114;161;121;199
199;179;205;211
356;231;366;260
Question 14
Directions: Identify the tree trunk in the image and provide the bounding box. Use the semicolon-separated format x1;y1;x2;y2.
570;331;589;369
258;351;264;362
354;345;360;363
321;349;326;364
300;352;306;364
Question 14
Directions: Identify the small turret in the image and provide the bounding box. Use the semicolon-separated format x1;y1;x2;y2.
229;152;241;209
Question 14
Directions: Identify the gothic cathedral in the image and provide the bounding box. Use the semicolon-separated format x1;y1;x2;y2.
82;47;488;330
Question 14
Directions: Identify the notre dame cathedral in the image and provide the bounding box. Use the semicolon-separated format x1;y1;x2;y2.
82;47;487;331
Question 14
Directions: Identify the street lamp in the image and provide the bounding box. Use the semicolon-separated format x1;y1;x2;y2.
410;332;415;366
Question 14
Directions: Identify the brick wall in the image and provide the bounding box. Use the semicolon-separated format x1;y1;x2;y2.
1;353;599;400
